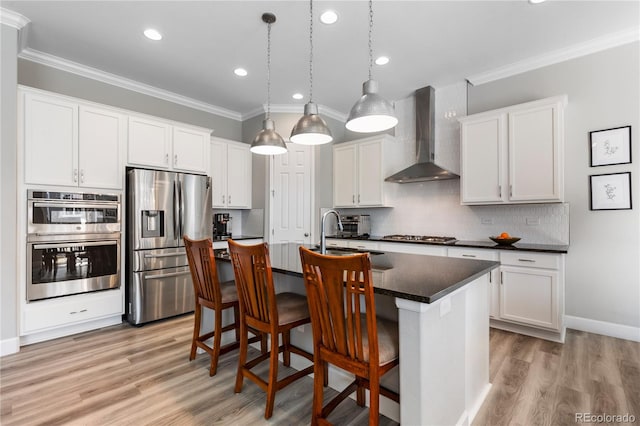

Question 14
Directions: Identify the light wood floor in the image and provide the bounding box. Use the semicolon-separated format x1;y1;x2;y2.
1;315;638;426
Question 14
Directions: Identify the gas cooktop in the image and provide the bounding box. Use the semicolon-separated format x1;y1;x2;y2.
382;235;457;244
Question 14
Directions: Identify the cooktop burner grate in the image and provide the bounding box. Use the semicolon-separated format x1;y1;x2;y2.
382;235;457;244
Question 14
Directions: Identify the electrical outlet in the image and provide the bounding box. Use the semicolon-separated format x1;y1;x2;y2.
526;217;540;226
481;218;494;225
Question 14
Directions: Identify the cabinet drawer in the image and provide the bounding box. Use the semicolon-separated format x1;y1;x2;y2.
346;240;380;251
500;251;559;269
22;289;123;334
448;247;498;261
379;242;447;257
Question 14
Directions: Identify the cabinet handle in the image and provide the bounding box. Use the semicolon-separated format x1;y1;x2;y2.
165;153;169;164
510;185;513;197
518;258;536;263
500;271;504;285
358;194;360;203
73;168;78;183
70;309;87;315
498;185;502;197
462;254;476;258
228;195;231;204
222;195;225;204
352;195;355;204
80;169;85;184
174;154;178;166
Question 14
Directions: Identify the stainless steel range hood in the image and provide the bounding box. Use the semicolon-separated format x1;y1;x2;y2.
385;86;459;183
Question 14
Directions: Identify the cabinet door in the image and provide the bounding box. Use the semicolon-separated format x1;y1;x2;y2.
78;106;125;189
500;266;559;330
333;144;357;207
508;104;562;202
210;140;228;208
173;126;209;173
24;93;78;186
226;143;251;208
460;114;505;204
448;248;499;318
128;116;171;168
357;139;384;206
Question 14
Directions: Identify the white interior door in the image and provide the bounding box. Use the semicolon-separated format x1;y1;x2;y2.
270;143;312;247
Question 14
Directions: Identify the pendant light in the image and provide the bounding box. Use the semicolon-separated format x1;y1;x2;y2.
290;0;333;145
345;0;398;133
251;13;287;156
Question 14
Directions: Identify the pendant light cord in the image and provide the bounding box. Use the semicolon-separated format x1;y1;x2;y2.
368;0;373;81
267;20;272;119
309;0;314;103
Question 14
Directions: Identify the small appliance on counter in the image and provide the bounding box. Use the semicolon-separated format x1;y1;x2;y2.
338;214;370;238
213;213;232;240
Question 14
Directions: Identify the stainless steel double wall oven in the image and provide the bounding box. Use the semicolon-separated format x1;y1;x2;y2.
26;190;121;301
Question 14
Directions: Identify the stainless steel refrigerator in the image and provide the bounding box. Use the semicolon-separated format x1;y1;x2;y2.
126;168;212;325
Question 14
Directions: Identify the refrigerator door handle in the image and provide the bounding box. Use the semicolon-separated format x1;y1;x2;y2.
173;180;180;239
179;179;184;239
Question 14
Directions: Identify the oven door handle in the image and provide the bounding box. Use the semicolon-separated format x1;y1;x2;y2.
33;240;118;250
144;252;185;259
32;202;117;209
144;270;191;280
34;232;117;237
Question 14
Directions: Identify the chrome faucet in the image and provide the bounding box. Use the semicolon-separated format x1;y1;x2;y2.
320;209;343;254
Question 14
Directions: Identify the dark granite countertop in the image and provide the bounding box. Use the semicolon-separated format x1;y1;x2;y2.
215;242;499;304
327;235;568;254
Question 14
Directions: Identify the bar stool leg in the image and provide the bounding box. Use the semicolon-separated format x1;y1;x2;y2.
265;331;280;419
190;302;201;361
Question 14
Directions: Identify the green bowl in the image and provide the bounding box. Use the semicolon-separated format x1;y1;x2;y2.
489;236;521;246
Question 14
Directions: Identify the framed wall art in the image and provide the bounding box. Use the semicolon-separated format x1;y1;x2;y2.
589;172;632;210
589;125;631;167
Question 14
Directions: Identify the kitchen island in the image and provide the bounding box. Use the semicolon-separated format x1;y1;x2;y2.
216;242;499;425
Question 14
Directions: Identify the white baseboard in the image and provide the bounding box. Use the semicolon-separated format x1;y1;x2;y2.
0;337;20;356
490;319;565;343
565;315;640;342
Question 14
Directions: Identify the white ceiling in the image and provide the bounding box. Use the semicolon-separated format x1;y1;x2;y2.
3;1;639;120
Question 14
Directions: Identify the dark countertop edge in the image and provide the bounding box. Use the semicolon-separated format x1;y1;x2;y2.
374;262;500;304
213;235;263;242
214;255;304;278
327;235;568;254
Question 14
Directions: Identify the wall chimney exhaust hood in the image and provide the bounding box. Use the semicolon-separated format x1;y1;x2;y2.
385;86;459;183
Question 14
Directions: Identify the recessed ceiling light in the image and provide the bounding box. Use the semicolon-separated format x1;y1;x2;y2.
143;28;162;41
292;93;304;100
528;0;546;3
375;56;390;65
234;68;248;77
320;10;338;25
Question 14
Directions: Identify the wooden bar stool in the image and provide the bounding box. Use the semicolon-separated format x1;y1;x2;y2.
299;246;400;426
183;236;263;376
227;239;315;419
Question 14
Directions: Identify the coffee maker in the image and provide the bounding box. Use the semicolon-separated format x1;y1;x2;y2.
213;213;232;239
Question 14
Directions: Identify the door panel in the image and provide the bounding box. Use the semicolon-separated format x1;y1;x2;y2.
179;174;212;242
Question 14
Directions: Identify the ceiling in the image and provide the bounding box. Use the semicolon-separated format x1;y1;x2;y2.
3;1;639;120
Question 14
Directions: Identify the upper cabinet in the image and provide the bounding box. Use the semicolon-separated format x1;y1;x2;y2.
333;134;396;208
210;137;252;209
459;95;567;205
128;115;210;174
23;90;125;189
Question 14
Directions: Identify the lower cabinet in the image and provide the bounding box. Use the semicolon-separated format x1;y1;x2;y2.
21;288;123;337
448;247;500;319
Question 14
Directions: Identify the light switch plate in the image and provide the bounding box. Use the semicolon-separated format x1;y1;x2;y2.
526;217;540;225
481;218;494;225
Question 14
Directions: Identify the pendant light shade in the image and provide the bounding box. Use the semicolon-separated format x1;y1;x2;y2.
345;79;398;133
251;13;287;156
290;102;333;145
251;118;287;155
290;0;333;145
345;0;397;133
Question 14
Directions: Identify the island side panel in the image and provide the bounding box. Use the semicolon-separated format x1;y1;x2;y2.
395;290;467;425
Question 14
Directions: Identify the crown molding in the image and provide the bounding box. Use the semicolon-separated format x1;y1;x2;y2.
0;7;30;29
468;27;640;86
18;48;243;121
242;103;347;122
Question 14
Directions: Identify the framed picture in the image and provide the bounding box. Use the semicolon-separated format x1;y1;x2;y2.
589;172;632;210
589;125;631;167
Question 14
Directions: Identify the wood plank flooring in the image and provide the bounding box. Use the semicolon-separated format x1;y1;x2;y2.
1;316;638;425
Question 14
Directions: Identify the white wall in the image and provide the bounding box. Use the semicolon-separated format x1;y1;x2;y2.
468;42;639;331
1;23;19;354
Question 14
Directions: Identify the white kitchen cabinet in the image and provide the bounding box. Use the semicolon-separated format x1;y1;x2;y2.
333;134;396;208
23;90;125;189
211;138;252;209
448;247;500;319
498;251;561;331
128;115;210;174
459;95;567;205
378;241;448;257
